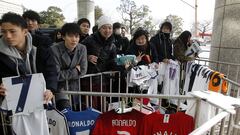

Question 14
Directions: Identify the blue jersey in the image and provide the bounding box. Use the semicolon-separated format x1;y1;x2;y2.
62;108;101;135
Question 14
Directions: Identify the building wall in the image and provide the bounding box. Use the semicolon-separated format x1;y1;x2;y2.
210;0;240;82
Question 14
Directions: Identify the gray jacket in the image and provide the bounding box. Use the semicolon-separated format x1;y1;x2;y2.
50;42;87;101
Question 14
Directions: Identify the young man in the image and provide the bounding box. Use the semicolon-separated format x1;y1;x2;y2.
22;10;57;93
50;23;88;111
0;12;53;135
81;15;118;110
150;21;175;63
112;22;130;55
77;18;90;43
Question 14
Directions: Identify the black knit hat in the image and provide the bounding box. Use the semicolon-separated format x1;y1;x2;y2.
113;22;121;30
160;21;172;31
77;18;90;27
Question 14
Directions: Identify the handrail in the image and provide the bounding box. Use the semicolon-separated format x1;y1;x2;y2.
79;71;120;78
60;91;195;99
196;58;240;66
189;111;230;135
223;77;240;87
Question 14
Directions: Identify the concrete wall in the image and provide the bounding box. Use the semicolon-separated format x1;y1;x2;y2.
210;0;240;82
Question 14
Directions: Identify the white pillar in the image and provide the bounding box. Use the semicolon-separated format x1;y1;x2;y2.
77;0;95;31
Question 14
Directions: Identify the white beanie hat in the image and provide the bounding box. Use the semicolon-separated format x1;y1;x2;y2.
97;15;113;29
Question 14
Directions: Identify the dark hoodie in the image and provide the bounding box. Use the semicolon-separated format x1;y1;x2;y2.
0;33;37;103
0;33;37;78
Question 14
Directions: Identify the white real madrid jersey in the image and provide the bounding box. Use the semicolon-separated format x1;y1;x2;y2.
2;73;50;135
2;73;46;115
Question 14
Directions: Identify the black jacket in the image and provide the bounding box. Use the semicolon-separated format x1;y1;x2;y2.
31;33;57;93
113;34;130;55
150;32;175;62
81;32;117;74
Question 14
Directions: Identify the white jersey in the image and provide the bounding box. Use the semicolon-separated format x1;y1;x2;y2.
2;73;46;115
46;108;70;135
162;60;180;105
12;110;49;135
2;73;49;135
129;65;151;86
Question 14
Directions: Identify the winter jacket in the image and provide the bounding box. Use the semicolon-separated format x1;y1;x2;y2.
174;38;195;63
150;32;175;62
81;31;117;74
50;42;87;101
112;34;130;55
31;34;57;92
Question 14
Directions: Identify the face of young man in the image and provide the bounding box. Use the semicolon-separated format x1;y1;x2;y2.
25;18;39;31
80;22;90;35
161;25;171;33
99;24;113;39
63;33;80;51
1;22;28;49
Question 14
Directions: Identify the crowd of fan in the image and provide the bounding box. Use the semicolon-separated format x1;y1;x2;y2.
0;10;196;112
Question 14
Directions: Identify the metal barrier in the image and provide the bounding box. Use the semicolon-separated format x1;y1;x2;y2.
60;91;238;135
195;58;240;134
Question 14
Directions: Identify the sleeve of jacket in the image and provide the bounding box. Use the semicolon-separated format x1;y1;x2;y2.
50;46;80;82
43;48;58;93
150;43;159;63
174;42;194;63
150;35;165;62
109;44;118;71
79;45;88;76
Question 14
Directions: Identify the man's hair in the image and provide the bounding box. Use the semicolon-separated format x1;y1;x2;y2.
1;12;27;29
22;10;41;23
77;18;90;27
61;23;81;36
160;21;172;31
113;22;121;30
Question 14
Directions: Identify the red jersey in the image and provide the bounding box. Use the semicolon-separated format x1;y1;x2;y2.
140;112;194;135
92;109;145;135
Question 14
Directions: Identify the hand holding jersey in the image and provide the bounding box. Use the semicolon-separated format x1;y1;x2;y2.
0;83;6;96
1;73;52;115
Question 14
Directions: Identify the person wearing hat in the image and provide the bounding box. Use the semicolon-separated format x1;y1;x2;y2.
81;15;118;110
126;27;158;66
112;22;130;55
150;21;175;63
77;18;90;43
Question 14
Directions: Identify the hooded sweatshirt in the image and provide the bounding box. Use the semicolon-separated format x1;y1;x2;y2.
0;33;37;76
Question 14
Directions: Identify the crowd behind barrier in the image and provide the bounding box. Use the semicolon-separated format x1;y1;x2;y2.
0;58;240;135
